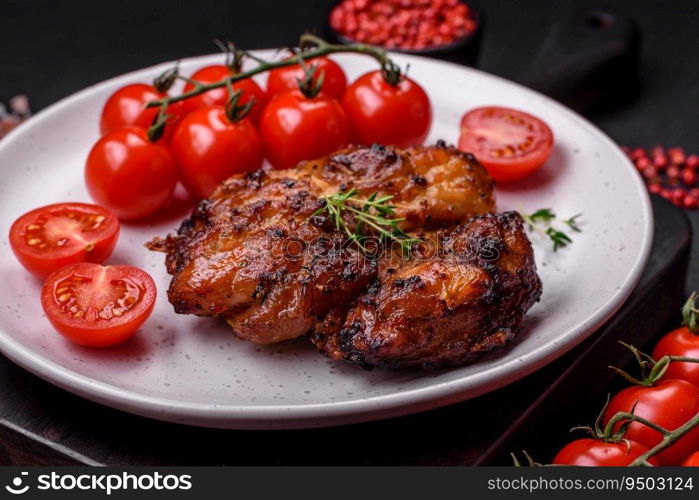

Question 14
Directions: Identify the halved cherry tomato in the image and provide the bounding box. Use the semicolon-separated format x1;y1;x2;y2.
683;450;699;466
266;56;347;100
182;65;267;124
260;90;351;170
553;438;659;466
9;203;119;278
41;263;156;347
652;327;699;387
171;106;264;199
458;106;554;183
85;126;178;220
99;83;184;140
342;70;431;147
604;379;699;465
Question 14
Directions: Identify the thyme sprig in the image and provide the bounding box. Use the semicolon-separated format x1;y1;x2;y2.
520;208;582;251
312;188;421;257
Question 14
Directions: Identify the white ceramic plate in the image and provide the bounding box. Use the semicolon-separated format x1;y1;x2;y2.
0;50;652;429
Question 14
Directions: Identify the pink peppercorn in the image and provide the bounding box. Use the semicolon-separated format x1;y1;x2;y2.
330;0;477;50
623;145;699;210
653;154;668;168
668;147;686;165
671;188;686;206
647;183;662;195
667;165;681;180
636;157;651;169
682;169;698;187
684;196;699;209
687;155;699;169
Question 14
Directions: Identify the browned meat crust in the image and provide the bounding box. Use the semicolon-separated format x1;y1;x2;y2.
310;212;542;369
149;143;541;369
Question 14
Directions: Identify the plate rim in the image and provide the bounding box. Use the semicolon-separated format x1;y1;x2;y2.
0;50;654;429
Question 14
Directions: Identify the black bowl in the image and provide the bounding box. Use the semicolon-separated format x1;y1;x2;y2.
325;0;483;67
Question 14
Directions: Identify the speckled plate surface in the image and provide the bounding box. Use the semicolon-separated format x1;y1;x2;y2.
0;51;652;429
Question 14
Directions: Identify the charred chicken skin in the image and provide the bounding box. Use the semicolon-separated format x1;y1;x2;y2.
149;143;541;368
311;212;541;368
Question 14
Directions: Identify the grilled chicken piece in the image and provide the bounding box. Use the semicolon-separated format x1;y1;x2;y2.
148;143;495;345
310;211;542;369
299;142;495;229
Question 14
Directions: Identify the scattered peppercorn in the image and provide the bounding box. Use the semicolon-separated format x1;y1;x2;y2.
624;145;699;209
682;168;697;187
647;183;662;195
329;0;477;51
0;95;31;140
667;165;681;183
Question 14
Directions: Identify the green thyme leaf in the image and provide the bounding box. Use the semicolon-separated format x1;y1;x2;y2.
311;189;420;258
521;208;583;252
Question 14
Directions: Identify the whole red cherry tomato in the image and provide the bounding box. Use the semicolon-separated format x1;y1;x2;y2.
342;70;431;147
9;203;119;278
683;450;699;466
41;263;156;347
604;379;699;465
652;293;699;387
458;106;554;183
99;83;184;140
653;327;699;387
260;89;351;169
266;57;347;100
182;65;267;124
171;106;264;199
553;438;659;466
85;127;178;220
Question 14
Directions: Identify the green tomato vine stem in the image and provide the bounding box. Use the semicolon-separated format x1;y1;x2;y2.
145;34;401;111
603;410;699;466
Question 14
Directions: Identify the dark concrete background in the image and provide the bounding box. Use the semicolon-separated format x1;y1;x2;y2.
0;0;698;465
2;0;698;149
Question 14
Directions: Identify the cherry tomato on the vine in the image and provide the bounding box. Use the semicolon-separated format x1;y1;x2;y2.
85;127;178;220
9;203;119;278
171;106;264;199
683;450;699;466
99;83;184;140
552;438;659;466
266;57;347;100
652;328;699;388
458;106;554;183
182;65;267;124
260;89;351;170
603;379;699;465
342;70;431;148
41;263;156;347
